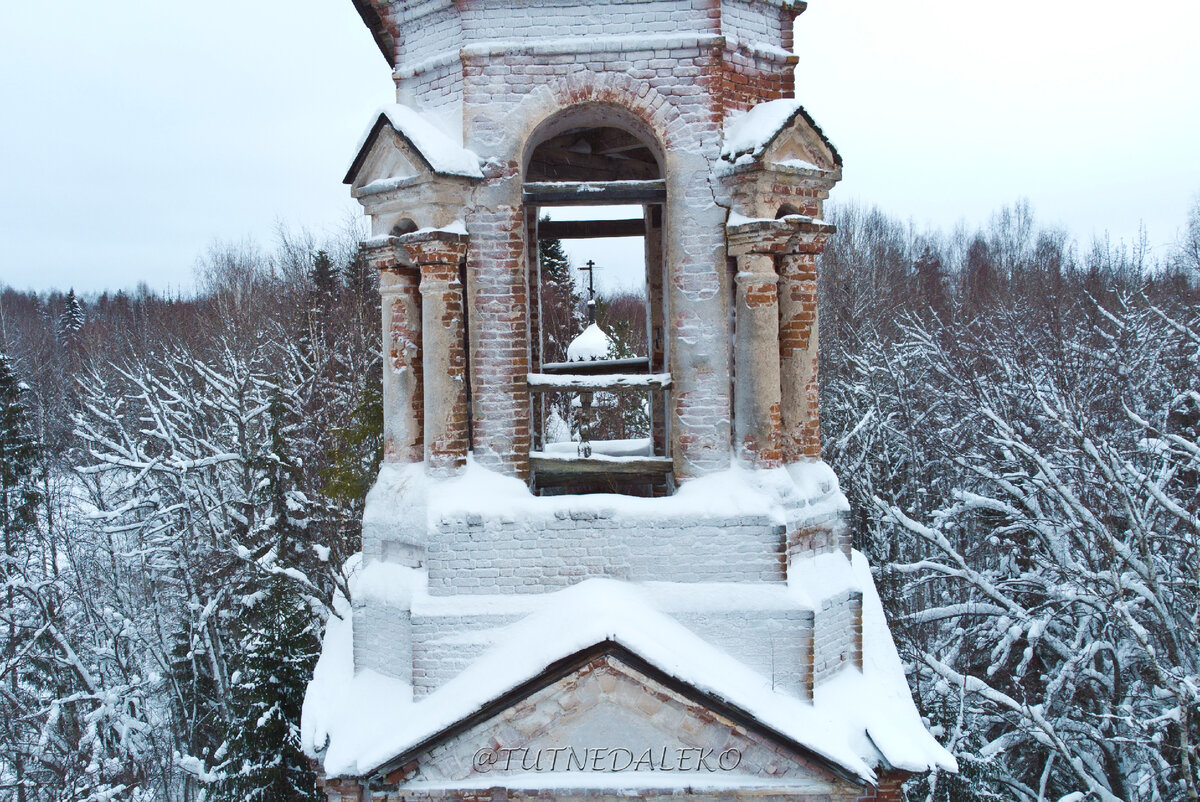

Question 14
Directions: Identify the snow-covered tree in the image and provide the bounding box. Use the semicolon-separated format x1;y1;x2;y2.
55;289;86;350
215;390;321;800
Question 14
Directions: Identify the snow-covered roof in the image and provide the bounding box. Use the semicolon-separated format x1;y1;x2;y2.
344;104;484;184
721;98;841;167
302;552;956;784
566;322;614;362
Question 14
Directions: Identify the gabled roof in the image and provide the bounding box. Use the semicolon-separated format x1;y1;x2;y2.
302;563;956;784
376;642;865;787
344;104;484;185
721;98;842;169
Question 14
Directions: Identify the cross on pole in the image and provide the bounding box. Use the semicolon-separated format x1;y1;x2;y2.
579;259;600;323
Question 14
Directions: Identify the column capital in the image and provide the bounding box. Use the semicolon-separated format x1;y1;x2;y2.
397;229;470;266
784;221;836;258
726;217;796;257
359;235;406;271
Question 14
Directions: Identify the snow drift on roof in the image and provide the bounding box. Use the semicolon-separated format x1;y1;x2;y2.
302;553;957;783
349;104;483;180
566;323;614;362
721;98;805;160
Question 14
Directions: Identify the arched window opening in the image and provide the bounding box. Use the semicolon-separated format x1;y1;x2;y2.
527;126;661;182
522;112;669;497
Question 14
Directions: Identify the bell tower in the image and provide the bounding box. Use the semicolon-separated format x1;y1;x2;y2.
302;2;955;799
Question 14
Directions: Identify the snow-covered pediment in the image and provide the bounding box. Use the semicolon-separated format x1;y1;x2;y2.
344;104;484;190
382;648;860;792
721;98;841;173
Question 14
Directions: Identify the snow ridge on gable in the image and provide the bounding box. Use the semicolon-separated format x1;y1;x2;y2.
347;104;484;181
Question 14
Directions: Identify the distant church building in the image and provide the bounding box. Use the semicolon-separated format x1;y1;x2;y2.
301;1;955;799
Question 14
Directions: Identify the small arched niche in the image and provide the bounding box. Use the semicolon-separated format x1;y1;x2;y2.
390;218;419;236
521;105;670;497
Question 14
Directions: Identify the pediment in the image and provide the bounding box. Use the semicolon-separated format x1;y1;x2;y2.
344;104;483;189
373;645;861;794
349;125;426;191
762;107;841;173
722;100;842;174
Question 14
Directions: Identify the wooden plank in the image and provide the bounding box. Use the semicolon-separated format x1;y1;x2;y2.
523;180;666;205
538;219;645;240
539;356;650;375
527;373;671;392
530;455;674;477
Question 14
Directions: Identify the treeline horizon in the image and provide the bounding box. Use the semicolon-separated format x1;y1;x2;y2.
0;194;1197;802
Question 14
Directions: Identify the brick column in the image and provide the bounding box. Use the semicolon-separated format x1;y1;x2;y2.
728;237;783;469
363;238;423;465
779;225;833;462
401;231;470;477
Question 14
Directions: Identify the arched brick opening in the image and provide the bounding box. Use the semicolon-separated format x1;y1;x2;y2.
520;102;672;496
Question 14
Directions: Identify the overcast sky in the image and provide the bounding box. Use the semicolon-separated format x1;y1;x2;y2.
1;0;1197;294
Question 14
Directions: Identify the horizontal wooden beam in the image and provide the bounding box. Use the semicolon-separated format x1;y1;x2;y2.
524;180;666;205
530;454;674;478
539;356;650;375
538;219;645;240
527;373;670;392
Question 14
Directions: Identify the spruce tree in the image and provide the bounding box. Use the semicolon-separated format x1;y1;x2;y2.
0;351;42;802
537;221;583;363
311;250;338;300
220;575;321;802
217;389;321;801
55;288;86;349
538;226;573;287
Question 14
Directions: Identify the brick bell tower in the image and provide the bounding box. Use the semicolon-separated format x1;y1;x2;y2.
301;1;956;800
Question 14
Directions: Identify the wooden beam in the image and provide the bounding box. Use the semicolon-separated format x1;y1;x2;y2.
524;180;666;205
539;356;650;375
530;454;674;478
527;372;671;392
538;219;645;240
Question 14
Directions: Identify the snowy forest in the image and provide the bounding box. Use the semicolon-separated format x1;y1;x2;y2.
1;197;1198;801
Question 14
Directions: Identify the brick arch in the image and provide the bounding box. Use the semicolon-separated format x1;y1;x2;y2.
506;71;683;170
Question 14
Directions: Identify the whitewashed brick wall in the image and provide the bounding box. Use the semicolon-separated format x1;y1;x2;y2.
403;606;812;698
424;510;786;595
812;590;863;687
720;0;784;46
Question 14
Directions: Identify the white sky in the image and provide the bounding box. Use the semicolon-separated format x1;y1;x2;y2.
1;0;1197;294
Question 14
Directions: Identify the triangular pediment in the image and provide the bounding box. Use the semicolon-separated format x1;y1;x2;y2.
761;106;841;172
722;100;842;173
344;104;484;188
348;124;426;190
372;645;862;794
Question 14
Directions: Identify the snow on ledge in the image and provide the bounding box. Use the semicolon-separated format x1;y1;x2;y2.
364;455;848;536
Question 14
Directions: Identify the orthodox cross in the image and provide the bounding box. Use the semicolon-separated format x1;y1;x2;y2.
580;259;600;323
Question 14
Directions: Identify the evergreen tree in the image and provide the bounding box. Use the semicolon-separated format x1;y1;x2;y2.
961;236;999;313
311;250;339;300
539;229;573;287
342;251;375;298
217;389;321;801
55;288;86;346
537;222;583;363
0;351;43;802
219;576;321;802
